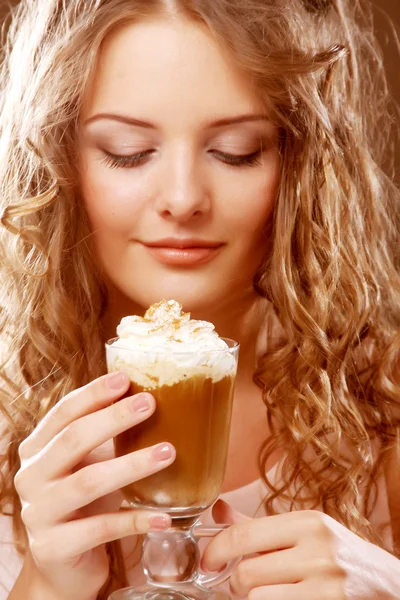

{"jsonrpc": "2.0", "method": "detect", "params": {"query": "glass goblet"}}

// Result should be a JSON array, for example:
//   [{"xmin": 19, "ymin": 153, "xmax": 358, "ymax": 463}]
[{"xmin": 105, "ymin": 338, "xmax": 240, "ymax": 600}]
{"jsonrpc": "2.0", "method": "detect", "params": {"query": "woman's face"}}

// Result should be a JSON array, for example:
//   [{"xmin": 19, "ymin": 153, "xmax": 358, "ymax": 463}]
[{"xmin": 79, "ymin": 17, "xmax": 280, "ymax": 316}]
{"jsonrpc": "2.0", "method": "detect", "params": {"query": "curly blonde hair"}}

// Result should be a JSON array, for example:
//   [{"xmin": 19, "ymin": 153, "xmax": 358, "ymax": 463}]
[{"xmin": 1, "ymin": 0, "xmax": 399, "ymax": 596}]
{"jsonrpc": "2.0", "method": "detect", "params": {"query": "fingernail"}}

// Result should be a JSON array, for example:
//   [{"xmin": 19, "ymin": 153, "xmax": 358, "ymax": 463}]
[
  {"xmin": 201, "ymin": 562, "xmax": 223, "ymax": 574},
  {"xmin": 149, "ymin": 515, "xmax": 170, "ymax": 530},
  {"xmin": 107, "ymin": 372, "xmax": 129, "ymax": 390},
  {"xmin": 152, "ymin": 443, "xmax": 173, "ymax": 462},
  {"xmin": 132, "ymin": 394, "xmax": 152, "ymax": 413}
]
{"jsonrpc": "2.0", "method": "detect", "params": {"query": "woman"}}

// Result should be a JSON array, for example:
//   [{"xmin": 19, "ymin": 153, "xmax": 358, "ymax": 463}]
[{"xmin": 0, "ymin": 0, "xmax": 399, "ymax": 598}]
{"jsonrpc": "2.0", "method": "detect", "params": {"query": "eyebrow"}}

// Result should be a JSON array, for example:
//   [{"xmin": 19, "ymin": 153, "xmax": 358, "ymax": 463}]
[{"xmin": 83, "ymin": 113, "xmax": 270, "ymax": 129}]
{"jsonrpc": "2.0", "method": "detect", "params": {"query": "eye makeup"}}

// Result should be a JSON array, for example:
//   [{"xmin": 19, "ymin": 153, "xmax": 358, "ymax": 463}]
[{"xmin": 100, "ymin": 147, "xmax": 265, "ymax": 170}]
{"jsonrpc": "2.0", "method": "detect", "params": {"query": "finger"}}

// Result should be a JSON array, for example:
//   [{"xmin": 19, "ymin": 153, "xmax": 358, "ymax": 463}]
[
  {"xmin": 30, "ymin": 509, "xmax": 172, "ymax": 567},
  {"xmin": 230, "ymin": 549, "xmax": 301, "ymax": 596},
  {"xmin": 249, "ymin": 583, "xmax": 305, "ymax": 600},
  {"xmin": 249, "ymin": 580, "xmax": 341, "ymax": 600},
  {"xmin": 25, "ymin": 442, "xmax": 176, "ymax": 528},
  {"xmin": 19, "ymin": 372, "xmax": 131, "ymax": 459},
  {"xmin": 24, "ymin": 390, "xmax": 156, "ymax": 484},
  {"xmin": 212, "ymin": 499, "xmax": 252, "ymax": 524},
  {"xmin": 202, "ymin": 513, "xmax": 306, "ymax": 572}
]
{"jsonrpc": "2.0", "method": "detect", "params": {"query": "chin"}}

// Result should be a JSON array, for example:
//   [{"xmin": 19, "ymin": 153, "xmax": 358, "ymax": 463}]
[
  {"xmin": 123, "ymin": 280, "xmax": 234, "ymax": 318},
  {"xmin": 152, "ymin": 291, "xmax": 224, "ymax": 315}
]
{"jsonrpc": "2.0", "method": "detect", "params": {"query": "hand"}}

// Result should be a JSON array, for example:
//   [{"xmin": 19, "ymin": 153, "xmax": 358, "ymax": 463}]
[
  {"xmin": 202, "ymin": 500, "xmax": 400, "ymax": 599},
  {"xmin": 14, "ymin": 372, "xmax": 176, "ymax": 600}
]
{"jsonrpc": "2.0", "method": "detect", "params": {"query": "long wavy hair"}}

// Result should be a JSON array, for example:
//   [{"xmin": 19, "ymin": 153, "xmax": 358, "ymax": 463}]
[{"xmin": 1, "ymin": 0, "xmax": 399, "ymax": 596}]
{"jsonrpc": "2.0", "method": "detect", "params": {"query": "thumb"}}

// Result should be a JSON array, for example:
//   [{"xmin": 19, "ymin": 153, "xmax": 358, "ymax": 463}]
[{"xmin": 212, "ymin": 499, "xmax": 251, "ymax": 525}]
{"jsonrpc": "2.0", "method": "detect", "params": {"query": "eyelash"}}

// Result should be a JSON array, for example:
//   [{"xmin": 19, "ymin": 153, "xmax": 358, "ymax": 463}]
[{"xmin": 101, "ymin": 149, "xmax": 263, "ymax": 170}]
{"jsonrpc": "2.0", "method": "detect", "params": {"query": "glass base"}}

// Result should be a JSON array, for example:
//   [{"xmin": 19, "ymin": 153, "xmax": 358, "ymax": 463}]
[
  {"xmin": 108, "ymin": 583, "xmax": 231, "ymax": 600},
  {"xmin": 126, "ymin": 500, "xmax": 211, "ymax": 523}
]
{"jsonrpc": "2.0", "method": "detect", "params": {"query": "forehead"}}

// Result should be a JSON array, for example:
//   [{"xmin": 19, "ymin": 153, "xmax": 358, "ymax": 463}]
[{"xmin": 82, "ymin": 17, "xmax": 265, "ymax": 128}]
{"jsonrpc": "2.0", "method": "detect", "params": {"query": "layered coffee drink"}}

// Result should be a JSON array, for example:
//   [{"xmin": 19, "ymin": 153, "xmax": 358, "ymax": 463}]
[{"xmin": 106, "ymin": 300, "xmax": 238, "ymax": 514}]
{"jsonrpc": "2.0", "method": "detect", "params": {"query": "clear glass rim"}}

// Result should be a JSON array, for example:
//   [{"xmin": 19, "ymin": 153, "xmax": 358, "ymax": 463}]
[{"xmin": 105, "ymin": 336, "xmax": 239, "ymax": 356}]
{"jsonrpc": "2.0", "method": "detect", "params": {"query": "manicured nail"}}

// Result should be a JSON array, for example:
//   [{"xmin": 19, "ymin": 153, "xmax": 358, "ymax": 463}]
[
  {"xmin": 107, "ymin": 372, "xmax": 129, "ymax": 390},
  {"xmin": 132, "ymin": 394, "xmax": 152, "ymax": 413},
  {"xmin": 149, "ymin": 515, "xmax": 170, "ymax": 530},
  {"xmin": 152, "ymin": 443, "xmax": 173, "ymax": 462},
  {"xmin": 201, "ymin": 561, "xmax": 222, "ymax": 574},
  {"xmin": 201, "ymin": 563, "xmax": 211, "ymax": 573}
]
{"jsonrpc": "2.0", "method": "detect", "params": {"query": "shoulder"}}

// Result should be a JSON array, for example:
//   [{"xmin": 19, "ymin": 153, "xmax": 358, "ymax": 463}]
[
  {"xmin": 383, "ymin": 356, "xmax": 400, "ymax": 553},
  {"xmin": 0, "ymin": 512, "xmax": 24, "ymax": 599},
  {"xmin": 383, "ymin": 441, "xmax": 400, "ymax": 554}
]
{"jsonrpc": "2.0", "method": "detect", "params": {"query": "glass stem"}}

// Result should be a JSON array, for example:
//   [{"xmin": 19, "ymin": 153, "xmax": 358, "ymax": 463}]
[{"xmin": 143, "ymin": 529, "xmax": 200, "ymax": 585}]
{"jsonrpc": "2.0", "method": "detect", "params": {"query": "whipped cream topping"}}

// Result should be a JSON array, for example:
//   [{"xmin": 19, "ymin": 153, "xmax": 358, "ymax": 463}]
[{"xmin": 106, "ymin": 300, "xmax": 237, "ymax": 388}]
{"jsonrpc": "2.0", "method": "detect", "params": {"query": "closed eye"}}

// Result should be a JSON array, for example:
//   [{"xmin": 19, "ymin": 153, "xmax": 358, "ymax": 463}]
[
  {"xmin": 101, "ymin": 148, "xmax": 263, "ymax": 170},
  {"xmin": 209, "ymin": 149, "xmax": 262, "ymax": 167},
  {"xmin": 101, "ymin": 150, "xmax": 155, "ymax": 169}
]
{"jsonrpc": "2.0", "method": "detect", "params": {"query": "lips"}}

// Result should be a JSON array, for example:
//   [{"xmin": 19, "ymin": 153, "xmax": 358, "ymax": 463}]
[
  {"xmin": 144, "ymin": 238, "xmax": 223, "ymax": 249},
  {"xmin": 141, "ymin": 239, "xmax": 224, "ymax": 266}
]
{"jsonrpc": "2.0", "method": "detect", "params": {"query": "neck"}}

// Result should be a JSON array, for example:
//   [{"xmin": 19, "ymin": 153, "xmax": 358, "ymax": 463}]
[{"xmin": 190, "ymin": 293, "xmax": 268, "ymax": 374}]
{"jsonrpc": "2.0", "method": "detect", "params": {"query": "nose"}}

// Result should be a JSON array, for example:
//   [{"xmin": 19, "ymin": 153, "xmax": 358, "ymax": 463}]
[{"xmin": 155, "ymin": 148, "xmax": 210, "ymax": 222}]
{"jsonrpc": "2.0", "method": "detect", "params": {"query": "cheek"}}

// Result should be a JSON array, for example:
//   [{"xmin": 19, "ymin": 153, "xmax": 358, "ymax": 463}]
[
  {"xmin": 222, "ymin": 158, "xmax": 280, "ymax": 241},
  {"xmin": 79, "ymin": 157, "xmax": 147, "ymax": 237}
]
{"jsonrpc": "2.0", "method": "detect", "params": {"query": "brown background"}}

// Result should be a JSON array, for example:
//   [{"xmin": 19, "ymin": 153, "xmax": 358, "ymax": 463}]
[
  {"xmin": 372, "ymin": 0, "xmax": 400, "ymax": 179},
  {"xmin": 0, "ymin": 0, "xmax": 399, "ymax": 172}
]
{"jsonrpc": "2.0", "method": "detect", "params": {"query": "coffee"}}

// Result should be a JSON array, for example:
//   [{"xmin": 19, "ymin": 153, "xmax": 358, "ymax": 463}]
[
  {"xmin": 106, "ymin": 299, "xmax": 239, "ymax": 516},
  {"xmin": 115, "ymin": 373, "xmax": 235, "ymax": 511}
]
